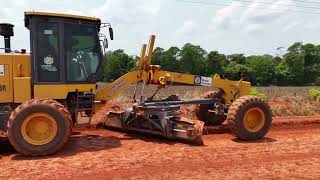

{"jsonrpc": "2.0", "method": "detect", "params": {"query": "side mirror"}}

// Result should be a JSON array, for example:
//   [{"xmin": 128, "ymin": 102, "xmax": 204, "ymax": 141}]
[{"xmin": 109, "ymin": 27, "xmax": 114, "ymax": 40}]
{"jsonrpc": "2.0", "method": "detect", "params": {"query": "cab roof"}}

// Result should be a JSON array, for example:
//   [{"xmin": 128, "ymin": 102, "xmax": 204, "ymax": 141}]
[{"xmin": 25, "ymin": 11, "xmax": 101, "ymax": 22}]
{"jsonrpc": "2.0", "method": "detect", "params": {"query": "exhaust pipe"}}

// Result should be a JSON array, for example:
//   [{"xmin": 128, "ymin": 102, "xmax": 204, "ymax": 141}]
[{"xmin": 0, "ymin": 23, "xmax": 14, "ymax": 53}]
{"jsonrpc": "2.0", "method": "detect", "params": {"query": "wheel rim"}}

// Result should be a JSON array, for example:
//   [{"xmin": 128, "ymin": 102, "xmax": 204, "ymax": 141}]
[
  {"xmin": 21, "ymin": 113, "xmax": 58, "ymax": 145},
  {"xmin": 243, "ymin": 108, "xmax": 265, "ymax": 132}
]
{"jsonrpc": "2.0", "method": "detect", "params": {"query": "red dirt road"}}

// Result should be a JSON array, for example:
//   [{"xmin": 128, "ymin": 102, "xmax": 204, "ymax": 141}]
[{"xmin": 1, "ymin": 116, "xmax": 320, "ymax": 180}]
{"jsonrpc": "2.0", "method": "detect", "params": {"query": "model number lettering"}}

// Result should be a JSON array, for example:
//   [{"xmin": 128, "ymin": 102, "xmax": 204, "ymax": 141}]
[
  {"xmin": 194, "ymin": 76, "xmax": 212, "ymax": 87},
  {"xmin": 0, "ymin": 85, "xmax": 6, "ymax": 92}
]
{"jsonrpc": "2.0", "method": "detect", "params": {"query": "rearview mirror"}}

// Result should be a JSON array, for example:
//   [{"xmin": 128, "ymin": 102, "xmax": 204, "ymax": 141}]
[{"xmin": 109, "ymin": 27, "xmax": 114, "ymax": 40}]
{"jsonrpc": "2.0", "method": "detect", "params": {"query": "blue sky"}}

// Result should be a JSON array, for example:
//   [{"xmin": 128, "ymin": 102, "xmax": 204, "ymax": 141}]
[{"xmin": 1, "ymin": 0, "xmax": 320, "ymax": 56}]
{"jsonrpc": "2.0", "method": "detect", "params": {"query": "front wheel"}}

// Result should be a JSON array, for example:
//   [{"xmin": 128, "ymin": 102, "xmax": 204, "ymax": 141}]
[
  {"xmin": 227, "ymin": 95, "xmax": 272, "ymax": 140},
  {"xmin": 7, "ymin": 99, "xmax": 72, "ymax": 156}
]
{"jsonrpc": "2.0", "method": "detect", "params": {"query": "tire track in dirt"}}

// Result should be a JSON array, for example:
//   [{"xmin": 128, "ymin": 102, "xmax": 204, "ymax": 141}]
[
  {"xmin": 72, "ymin": 120, "xmax": 320, "ymax": 179},
  {"xmin": 88, "ymin": 152, "xmax": 320, "ymax": 179}
]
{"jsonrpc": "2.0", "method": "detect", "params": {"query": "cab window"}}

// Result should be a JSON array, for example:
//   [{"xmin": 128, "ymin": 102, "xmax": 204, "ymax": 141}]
[
  {"xmin": 64, "ymin": 23, "xmax": 100, "ymax": 82},
  {"xmin": 37, "ymin": 22, "xmax": 60, "ymax": 82}
]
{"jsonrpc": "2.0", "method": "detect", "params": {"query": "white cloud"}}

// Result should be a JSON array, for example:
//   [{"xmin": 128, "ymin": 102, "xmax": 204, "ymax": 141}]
[
  {"xmin": 304, "ymin": 21, "xmax": 317, "ymax": 30},
  {"xmin": 245, "ymin": 23, "xmax": 262, "ymax": 33},
  {"xmin": 176, "ymin": 20, "xmax": 197, "ymax": 35},
  {"xmin": 0, "ymin": 0, "xmax": 168, "ymax": 52},
  {"xmin": 91, "ymin": 0, "xmax": 165, "ymax": 24},
  {"xmin": 241, "ymin": 0, "xmax": 292, "ymax": 24},
  {"xmin": 209, "ymin": 0, "xmax": 298, "ymax": 34},
  {"xmin": 0, "ymin": 0, "xmax": 319, "ymax": 56},
  {"xmin": 139, "ymin": 1, "xmax": 162, "ymax": 16},
  {"xmin": 210, "ymin": 1, "xmax": 242, "ymax": 31},
  {"xmin": 282, "ymin": 21, "xmax": 298, "ymax": 32}
]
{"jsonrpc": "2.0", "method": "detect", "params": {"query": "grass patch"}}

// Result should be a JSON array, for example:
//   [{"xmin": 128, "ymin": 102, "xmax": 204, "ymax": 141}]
[
  {"xmin": 250, "ymin": 88, "xmax": 268, "ymax": 100},
  {"xmin": 309, "ymin": 88, "xmax": 320, "ymax": 101},
  {"xmin": 106, "ymin": 85, "xmax": 320, "ymax": 117}
]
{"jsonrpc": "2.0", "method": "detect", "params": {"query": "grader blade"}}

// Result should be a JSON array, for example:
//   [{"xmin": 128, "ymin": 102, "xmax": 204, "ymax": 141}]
[{"xmin": 102, "ymin": 103, "xmax": 205, "ymax": 145}]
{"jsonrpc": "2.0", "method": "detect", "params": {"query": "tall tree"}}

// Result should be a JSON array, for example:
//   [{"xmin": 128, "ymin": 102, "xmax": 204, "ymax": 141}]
[
  {"xmin": 205, "ymin": 51, "xmax": 227, "ymax": 76},
  {"xmin": 223, "ymin": 62, "xmax": 251, "ymax": 80},
  {"xmin": 151, "ymin": 47, "xmax": 164, "ymax": 65},
  {"xmin": 246, "ymin": 55, "xmax": 278, "ymax": 85},
  {"xmin": 98, "ymin": 41, "xmax": 320, "ymax": 86},
  {"xmin": 303, "ymin": 43, "xmax": 320, "ymax": 83},
  {"xmin": 158, "ymin": 47, "xmax": 180, "ymax": 72},
  {"xmin": 101, "ymin": 49, "xmax": 135, "ymax": 82},
  {"xmin": 228, "ymin": 54, "xmax": 246, "ymax": 64},
  {"xmin": 281, "ymin": 50, "xmax": 305, "ymax": 85},
  {"xmin": 179, "ymin": 43, "xmax": 207, "ymax": 75}
]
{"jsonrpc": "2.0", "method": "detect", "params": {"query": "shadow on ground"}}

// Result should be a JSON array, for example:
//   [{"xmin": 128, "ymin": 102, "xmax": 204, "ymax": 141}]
[
  {"xmin": 1, "ymin": 123, "xmax": 273, "ymax": 160},
  {"xmin": 231, "ymin": 137, "xmax": 277, "ymax": 144},
  {"xmin": 0, "ymin": 140, "xmax": 16, "ymax": 156},
  {"xmin": 202, "ymin": 124, "xmax": 230, "ymax": 135},
  {"xmin": 102, "ymin": 127, "xmax": 185, "ymax": 146},
  {"xmin": 6, "ymin": 133, "xmax": 122, "ymax": 161}
]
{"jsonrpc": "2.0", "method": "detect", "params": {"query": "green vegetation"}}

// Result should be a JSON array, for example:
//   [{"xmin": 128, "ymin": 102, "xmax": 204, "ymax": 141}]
[
  {"xmin": 309, "ymin": 88, "xmax": 320, "ymax": 100},
  {"xmin": 250, "ymin": 88, "xmax": 268, "ymax": 100},
  {"xmin": 100, "ymin": 49, "xmax": 136, "ymax": 82},
  {"xmin": 100, "ymin": 42, "xmax": 320, "ymax": 86}
]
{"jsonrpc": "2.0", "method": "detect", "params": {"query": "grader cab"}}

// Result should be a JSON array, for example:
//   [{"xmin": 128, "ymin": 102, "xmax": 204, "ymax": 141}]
[{"xmin": 0, "ymin": 12, "xmax": 272, "ymax": 156}]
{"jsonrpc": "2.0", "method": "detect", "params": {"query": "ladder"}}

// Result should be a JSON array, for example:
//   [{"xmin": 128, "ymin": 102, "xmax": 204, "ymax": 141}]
[{"xmin": 75, "ymin": 91, "xmax": 94, "ymax": 125}]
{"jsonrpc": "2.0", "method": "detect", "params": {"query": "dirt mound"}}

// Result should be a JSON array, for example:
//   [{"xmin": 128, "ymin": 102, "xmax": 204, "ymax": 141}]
[{"xmin": 90, "ymin": 103, "xmax": 130, "ymax": 125}]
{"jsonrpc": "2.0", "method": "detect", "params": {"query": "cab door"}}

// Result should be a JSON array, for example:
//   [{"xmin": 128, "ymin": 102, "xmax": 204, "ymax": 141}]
[
  {"xmin": 29, "ymin": 17, "xmax": 61, "ymax": 84},
  {"xmin": 35, "ymin": 22, "xmax": 60, "ymax": 82}
]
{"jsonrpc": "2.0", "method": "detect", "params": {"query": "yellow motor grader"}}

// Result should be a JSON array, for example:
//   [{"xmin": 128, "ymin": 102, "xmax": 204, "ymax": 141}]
[{"xmin": 0, "ymin": 12, "xmax": 272, "ymax": 156}]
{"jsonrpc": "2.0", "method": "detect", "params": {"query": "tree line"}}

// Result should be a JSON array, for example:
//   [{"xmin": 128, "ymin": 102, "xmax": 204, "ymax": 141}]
[{"xmin": 100, "ymin": 42, "xmax": 320, "ymax": 86}]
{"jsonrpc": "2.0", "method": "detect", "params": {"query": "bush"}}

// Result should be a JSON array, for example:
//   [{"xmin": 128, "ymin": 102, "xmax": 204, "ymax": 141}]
[
  {"xmin": 315, "ymin": 77, "xmax": 320, "ymax": 86},
  {"xmin": 309, "ymin": 88, "xmax": 320, "ymax": 100},
  {"xmin": 250, "ymin": 88, "xmax": 268, "ymax": 100}
]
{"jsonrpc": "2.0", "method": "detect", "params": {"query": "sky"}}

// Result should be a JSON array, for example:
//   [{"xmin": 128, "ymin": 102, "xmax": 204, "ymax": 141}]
[{"xmin": 1, "ymin": 0, "xmax": 320, "ymax": 56}]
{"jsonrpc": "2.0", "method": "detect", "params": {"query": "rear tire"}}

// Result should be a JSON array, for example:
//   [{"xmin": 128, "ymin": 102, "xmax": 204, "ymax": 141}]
[
  {"xmin": 7, "ymin": 99, "xmax": 72, "ymax": 156},
  {"xmin": 195, "ymin": 90, "xmax": 226, "ymax": 126},
  {"xmin": 227, "ymin": 95, "xmax": 272, "ymax": 140}
]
